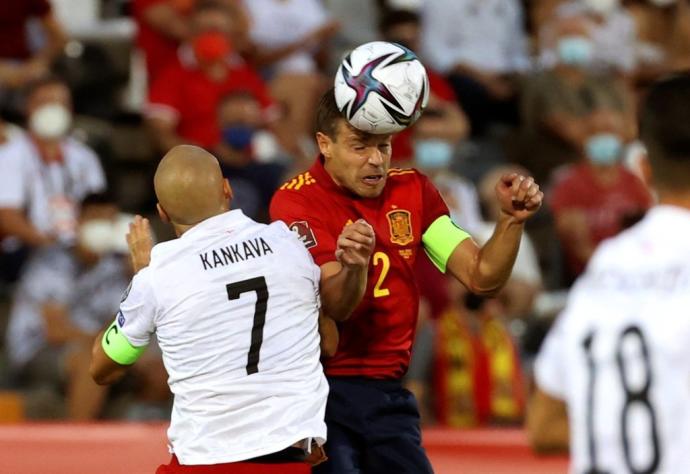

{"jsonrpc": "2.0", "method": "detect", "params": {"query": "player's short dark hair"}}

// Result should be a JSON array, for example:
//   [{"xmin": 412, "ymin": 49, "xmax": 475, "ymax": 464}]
[
  {"xmin": 314, "ymin": 88, "xmax": 376, "ymax": 143},
  {"xmin": 640, "ymin": 72, "xmax": 690, "ymax": 190},
  {"xmin": 314, "ymin": 88, "xmax": 346, "ymax": 140},
  {"xmin": 379, "ymin": 9, "xmax": 420, "ymax": 35}
]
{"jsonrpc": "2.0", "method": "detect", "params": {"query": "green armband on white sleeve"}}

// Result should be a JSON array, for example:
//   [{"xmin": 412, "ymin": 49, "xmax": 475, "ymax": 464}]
[
  {"xmin": 422, "ymin": 215, "xmax": 471, "ymax": 273},
  {"xmin": 101, "ymin": 320, "xmax": 146, "ymax": 365}
]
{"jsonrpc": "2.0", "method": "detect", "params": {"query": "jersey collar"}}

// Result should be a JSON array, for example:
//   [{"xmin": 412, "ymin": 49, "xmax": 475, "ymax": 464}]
[{"xmin": 180, "ymin": 209, "xmax": 248, "ymax": 241}]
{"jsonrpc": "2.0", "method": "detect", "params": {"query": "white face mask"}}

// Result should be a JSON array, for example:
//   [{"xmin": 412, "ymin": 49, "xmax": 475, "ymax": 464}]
[
  {"xmin": 584, "ymin": 0, "xmax": 620, "ymax": 16},
  {"xmin": 29, "ymin": 103, "xmax": 72, "ymax": 139},
  {"xmin": 78, "ymin": 213, "xmax": 138, "ymax": 255}
]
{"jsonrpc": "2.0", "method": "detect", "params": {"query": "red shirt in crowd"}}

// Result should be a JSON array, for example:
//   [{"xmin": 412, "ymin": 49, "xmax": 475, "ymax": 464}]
[
  {"xmin": 147, "ymin": 52, "xmax": 275, "ymax": 149},
  {"xmin": 133, "ymin": 0, "xmax": 189, "ymax": 84},
  {"xmin": 391, "ymin": 69, "xmax": 458, "ymax": 162},
  {"xmin": 270, "ymin": 157, "xmax": 449, "ymax": 379},
  {"xmin": 0, "ymin": 0, "xmax": 51, "ymax": 60},
  {"xmin": 550, "ymin": 162, "xmax": 652, "ymax": 277}
]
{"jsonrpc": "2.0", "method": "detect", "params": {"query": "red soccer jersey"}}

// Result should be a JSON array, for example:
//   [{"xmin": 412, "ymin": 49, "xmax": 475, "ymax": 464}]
[{"xmin": 269, "ymin": 157, "xmax": 449, "ymax": 379}]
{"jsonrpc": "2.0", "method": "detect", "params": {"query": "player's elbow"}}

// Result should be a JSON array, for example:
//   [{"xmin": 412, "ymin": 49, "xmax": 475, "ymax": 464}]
[{"xmin": 89, "ymin": 362, "xmax": 110, "ymax": 386}]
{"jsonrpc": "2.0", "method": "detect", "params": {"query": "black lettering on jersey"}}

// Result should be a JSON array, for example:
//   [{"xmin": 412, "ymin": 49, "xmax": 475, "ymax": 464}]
[
  {"xmin": 260, "ymin": 238, "xmax": 273, "ymax": 254},
  {"xmin": 200, "ymin": 238, "xmax": 274, "ymax": 270},
  {"xmin": 243, "ymin": 241, "xmax": 255, "ymax": 260},
  {"xmin": 200, "ymin": 253, "xmax": 212, "ymax": 270},
  {"xmin": 221, "ymin": 246, "xmax": 234, "ymax": 264},
  {"xmin": 212, "ymin": 250, "xmax": 223, "ymax": 267}
]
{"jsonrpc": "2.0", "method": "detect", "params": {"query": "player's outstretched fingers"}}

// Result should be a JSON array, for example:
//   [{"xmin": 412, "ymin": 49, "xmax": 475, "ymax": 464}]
[{"xmin": 514, "ymin": 176, "xmax": 534, "ymax": 203}]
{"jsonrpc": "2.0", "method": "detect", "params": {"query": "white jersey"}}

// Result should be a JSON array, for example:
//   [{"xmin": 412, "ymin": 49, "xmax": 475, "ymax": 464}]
[
  {"xmin": 535, "ymin": 206, "xmax": 690, "ymax": 474},
  {"xmin": 117, "ymin": 210, "xmax": 328, "ymax": 465}
]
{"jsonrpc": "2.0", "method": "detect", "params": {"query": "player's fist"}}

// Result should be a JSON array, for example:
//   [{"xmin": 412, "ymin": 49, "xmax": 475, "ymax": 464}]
[
  {"xmin": 126, "ymin": 215, "xmax": 154, "ymax": 273},
  {"xmin": 495, "ymin": 173, "xmax": 543, "ymax": 222},
  {"xmin": 335, "ymin": 219, "xmax": 375, "ymax": 268}
]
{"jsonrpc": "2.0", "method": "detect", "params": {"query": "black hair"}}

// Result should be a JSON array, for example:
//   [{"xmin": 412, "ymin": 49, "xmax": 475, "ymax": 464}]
[
  {"xmin": 314, "ymin": 88, "xmax": 346, "ymax": 140},
  {"xmin": 81, "ymin": 191, "xmax": 116, "ymax": 208},
  {"xmin": 378, "ymin": 9, "xmax": 420, "ymax": 35},
  {"xmin": 640, "ymin": 72, "xmax": 690, "ymax": 189},
  {"xmin": 23, "ymin": 75, "xmax": 68, "ymax": 100}
]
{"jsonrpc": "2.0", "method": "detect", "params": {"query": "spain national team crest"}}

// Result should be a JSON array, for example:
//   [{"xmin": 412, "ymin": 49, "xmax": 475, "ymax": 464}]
[{"xmin": 386, "ymin": 209, "xmax": 413, "ymax": 246}]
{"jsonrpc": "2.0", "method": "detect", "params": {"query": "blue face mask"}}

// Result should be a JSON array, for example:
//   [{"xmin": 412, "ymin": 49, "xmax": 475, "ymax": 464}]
[
  {"xmin": 585, "ymin": 133, "xmax": 622, "ymax": 165},
  {"xmin": 557, "ymin": 36, "xmax": 593, "ymax": 66},
  {"xmin": 414, "ymin": 139, "xmax": 454, "ymax": 170},
  {"xmin": 222, "ymin": 125, "xmax": 255, "ymax": 151}
]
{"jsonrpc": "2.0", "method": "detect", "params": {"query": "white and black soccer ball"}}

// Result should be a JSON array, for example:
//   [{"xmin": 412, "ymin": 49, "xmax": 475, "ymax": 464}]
[{"xmin": 334, "ymin": 41, "xmax": 429, "ymax": 134}]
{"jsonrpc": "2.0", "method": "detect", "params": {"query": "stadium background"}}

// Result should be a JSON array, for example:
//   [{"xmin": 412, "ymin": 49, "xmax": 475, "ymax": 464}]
[{"xmin": 0, "ymin": 0, "xmax": 684, "ymax": 471}]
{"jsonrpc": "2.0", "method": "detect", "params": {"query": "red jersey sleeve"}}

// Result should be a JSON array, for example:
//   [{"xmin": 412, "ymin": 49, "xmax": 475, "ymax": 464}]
[
  {"xmin": 420, "ymin": 173, "xmax": 450, "ymax": 231},
  {"xmin": 269, "ymin": 190, "xmax": 337, "ymax": 267}
]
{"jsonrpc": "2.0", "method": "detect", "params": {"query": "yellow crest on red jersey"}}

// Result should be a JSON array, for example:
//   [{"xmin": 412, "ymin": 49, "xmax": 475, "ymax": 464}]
[{"xmin": 386, "ymin": 210, "xmax": 413, "ymax": 246}]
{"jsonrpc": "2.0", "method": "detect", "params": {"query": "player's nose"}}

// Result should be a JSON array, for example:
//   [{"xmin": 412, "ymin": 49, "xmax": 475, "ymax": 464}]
[{"xmin": 367, "ymin": 148, "xmax": 385, "ymax": 167}]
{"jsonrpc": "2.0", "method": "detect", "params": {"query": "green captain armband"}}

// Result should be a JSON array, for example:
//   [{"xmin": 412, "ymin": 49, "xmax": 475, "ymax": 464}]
[
  {"xmin": 422, "ymin": 215, "xmax": 471, "ymax": 273},
  {"xmin": 101, "ymin": 320, "xmax": 146, "ymax": 365}
]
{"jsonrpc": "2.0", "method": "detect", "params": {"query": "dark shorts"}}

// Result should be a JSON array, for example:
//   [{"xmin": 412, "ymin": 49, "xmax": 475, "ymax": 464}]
[{"xmin": 314, "ymin": 377, "xmax": 434, "ymax": 474}]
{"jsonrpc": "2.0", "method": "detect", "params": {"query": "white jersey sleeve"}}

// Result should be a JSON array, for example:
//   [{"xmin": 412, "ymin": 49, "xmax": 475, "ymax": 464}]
[
  {"xmin": 117, "ymin": 268, "xmax": 156, "ymax": 347},
  {"xmin": 0, "ymin": 141, "xmax": 27, "ymax": 208},
  {"xmin": 534, "ymin": 314, "xmax": 568, "ymax": 400}
]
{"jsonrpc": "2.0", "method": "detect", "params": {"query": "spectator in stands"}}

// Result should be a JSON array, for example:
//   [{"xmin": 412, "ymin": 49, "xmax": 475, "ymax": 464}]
[
  {"xmin": 241, "ymin": 0, "xmax": 339, "ymax": 160},
  {"xmin": 0, "ymin": 76, "xmax": 106, "ymax": 283},
  {"xmin": 549, "ymin": 108, "xmax": 652, "ymax": 283},
  {"xmin": 146, "ymin": 0, "xmax": 278, "ymax": 154},
  {"xmin": 132, "ymin": 0, "xmax": 194, "ymax": 86},
  {"xmin": 557, "ymin": 0, "xmax": 638, "ymax": 75},
  {"xmin": 0, "ymin": 1, "xmax": 67, "ymax": 95},
  {"xmin": 627, "ymin": 0, "xmax": 690, "ymax": 80},
  {"xmin": 215, "ymin": 91, "xmax": 287, "ymax": 221},
  {"xmin": 5, "ymin": 194, "xmax": 135, "ymax": 419},
  {"xmin": 519, "ymin": 14, "xmax": 635, "ymax": 184},
  {"xmin": 379, "ymin": 9, "xmax": 469, "ymax": 162},
  {"xmin": 421, "ymin": 0, "xmax": 530, "ymax": 137}
]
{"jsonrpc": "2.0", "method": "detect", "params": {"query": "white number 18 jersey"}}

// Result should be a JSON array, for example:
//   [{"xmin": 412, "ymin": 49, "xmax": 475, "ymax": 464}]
[
  {"xmin": 116, "ymin": 210, "xmax": 328, "ymax": 465},
  {"xmin": 535, "ymin": 206, "xmax": 690, "ymax": 474}
]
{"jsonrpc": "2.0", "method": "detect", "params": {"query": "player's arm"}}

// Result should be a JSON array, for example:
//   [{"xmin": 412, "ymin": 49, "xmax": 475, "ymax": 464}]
[
  {"xmin": 90, "ymin": 320, "xmax": 147, "ymax": 385},
  {"xmin": 319, "ymin": 219, "xmax": 375, "ymax": 322},
  {"xmin": 318, "ymin": 312, "xmax": 338, "ymax": 357},
  {"xmin": 526, "ymin": 387, "xmax": 569, "ymax": 453},
  {"xmin": 426, "ymin": 173, "xmax": 543, "ymax": 295}
]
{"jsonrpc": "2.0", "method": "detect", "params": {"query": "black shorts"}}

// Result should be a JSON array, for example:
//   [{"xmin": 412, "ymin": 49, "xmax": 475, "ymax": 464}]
[{"xmin": 313, "ymin": 376, "xmax": 434, "ymax": 474}]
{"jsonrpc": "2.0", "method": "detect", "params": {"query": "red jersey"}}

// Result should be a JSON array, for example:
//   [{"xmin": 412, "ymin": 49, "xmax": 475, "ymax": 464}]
[
  {"xmin": 269, "ymin": 158, "xmax": 449, "ymax": 379},
  {"xmin": 147, "ymin": 54, "xmax": 275, "ymax": 148},
  {"xmin": 550, "ymin": 162, "xmax": 652, "ymax": 276}
]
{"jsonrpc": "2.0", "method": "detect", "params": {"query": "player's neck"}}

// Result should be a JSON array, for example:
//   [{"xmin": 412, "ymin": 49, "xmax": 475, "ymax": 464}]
[{"xmin": 656, "ymin": 189, "xmax": 690, "ymax": 211}]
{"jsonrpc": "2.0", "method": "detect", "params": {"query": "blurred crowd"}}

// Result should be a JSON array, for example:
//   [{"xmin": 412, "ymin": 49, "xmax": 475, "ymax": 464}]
[{"xmin": 0, "ymin": 0, "xmax": 684, "ymax": 425}]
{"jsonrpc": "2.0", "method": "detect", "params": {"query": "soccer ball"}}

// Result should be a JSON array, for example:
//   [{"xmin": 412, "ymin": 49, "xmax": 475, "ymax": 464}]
[{"xmin": 334, "ymin": 41, "xmax": 429, "ymax": 134}]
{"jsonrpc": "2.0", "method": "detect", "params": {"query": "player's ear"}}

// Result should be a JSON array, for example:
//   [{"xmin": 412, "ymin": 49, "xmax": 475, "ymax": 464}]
[
  {"xmin": 316, "ymin": 132, "xmax": 333, "ymax": 159},
  {"xmin": 157, "ymin": 203, "xmax": 170, "ymax": 223},
  {"xmin": 223, "ymin": 178, "xmax": 233, "ymax": 202}
]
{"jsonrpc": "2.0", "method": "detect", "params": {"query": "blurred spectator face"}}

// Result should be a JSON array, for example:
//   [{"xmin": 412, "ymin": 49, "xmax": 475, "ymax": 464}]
[
  {"xmin": 382, "ymin": 18, "xmax": 420, "ymax": 53},
  {"xmin": 554, "ymin": 17, "xmax": 594, "ymax": 68},
  {"xmin": 26, "ymin": 80, "xmax": 72, "ymax": 141},
  {"xmin": 584, "ymin": 109, "xmax": 625, "ymax": 167},
  {"xmin": 413, "ymin": 137, "xmax": 454, "ymax": 172},
  {"xmin": 75, "ymin": 200, "xmax": 119, "ymax": 266},
  {"xmin": 191, "ymin": 5, "xmax": 233, "ymax": 66},
  {"xmin": 218, "ymin": 93, "xmax": 263, "ymax": 152}
]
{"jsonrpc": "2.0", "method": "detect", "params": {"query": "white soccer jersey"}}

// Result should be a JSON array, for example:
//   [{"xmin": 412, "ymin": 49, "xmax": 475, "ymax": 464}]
[
  {"xmin": 116, "ymin": 210, "xmax": 328, "ymax": 465},
  {"xmin": 535, "ymin": 206, "xmax": 690, "ymax": 474}
]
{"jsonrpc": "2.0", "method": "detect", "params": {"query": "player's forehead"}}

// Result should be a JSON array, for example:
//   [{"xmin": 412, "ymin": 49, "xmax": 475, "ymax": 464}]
[{"xmin": 336, "ymin": 120, "xmax": 392, "ymax": 145}]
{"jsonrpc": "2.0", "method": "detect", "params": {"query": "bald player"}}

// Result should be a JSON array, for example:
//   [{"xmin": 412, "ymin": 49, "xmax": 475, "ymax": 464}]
[{"xmin": 90, "ymin": 145, "xmax": 331, "ymax": 473}]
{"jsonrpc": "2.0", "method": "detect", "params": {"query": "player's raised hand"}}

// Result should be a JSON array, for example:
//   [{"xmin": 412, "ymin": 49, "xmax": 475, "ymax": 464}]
[
  {"xmin": 335, "ymin": 219, "xmax": 375, "ymax": 268},
  {"xmin": 127, "ymin": 215, "xmax": 154, "ymax": 273},
  {"xmin": 495, "ymin": 173, "xmax": 543, "ymax": 222}
]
